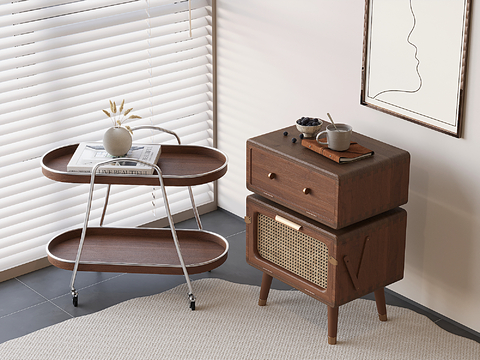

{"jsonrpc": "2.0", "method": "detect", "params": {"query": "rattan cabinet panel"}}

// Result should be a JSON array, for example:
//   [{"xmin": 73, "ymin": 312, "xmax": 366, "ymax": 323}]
[{"xmin": 257, "ymin": 212, "xmax": 329, "ymax": 290}]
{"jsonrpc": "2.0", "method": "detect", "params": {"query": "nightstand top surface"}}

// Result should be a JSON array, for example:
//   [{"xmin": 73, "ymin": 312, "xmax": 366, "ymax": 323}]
[{"xmin": 247, "ymin": 125, "xmax": 409, "ymax": 180}]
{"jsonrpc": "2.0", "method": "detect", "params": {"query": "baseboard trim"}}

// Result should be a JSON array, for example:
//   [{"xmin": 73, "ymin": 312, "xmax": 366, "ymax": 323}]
[
  {"xmin": 385, "ymin": 288, "xmax": 480, "ymax": 340},
  {"xmin": 140, "ymin": 202, "xmax": 217, "ymax": 228},
  {"xmin": 0, "ymin": 257, "xmax": 51, "ymax": 283}
]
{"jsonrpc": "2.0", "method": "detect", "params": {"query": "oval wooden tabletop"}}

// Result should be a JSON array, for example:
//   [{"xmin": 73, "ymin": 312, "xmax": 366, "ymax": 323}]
[
  {"xmin": 41, "ymin": 144, "xmax": 228, "ymax": 186},
  {"xmin": 47, "ymin": 227, "xmax": 229, "ymax": 275}
]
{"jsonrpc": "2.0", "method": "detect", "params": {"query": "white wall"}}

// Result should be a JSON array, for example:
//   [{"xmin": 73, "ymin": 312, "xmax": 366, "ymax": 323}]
[{"xmin": 216, "ymin": 0, "xmax": 480, "ymax": 333}]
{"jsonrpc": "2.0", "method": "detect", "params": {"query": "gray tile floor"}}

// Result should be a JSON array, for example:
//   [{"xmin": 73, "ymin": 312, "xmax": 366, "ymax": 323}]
[{"xmin": 1, "ymin": 209, "xmax": 479, "ymax": 345}]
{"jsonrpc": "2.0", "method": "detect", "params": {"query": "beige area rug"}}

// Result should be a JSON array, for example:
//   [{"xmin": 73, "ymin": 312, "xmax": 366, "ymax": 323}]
[{"xmin": 0, "ymin": 278, "xmax": 478, "ymax": 359}]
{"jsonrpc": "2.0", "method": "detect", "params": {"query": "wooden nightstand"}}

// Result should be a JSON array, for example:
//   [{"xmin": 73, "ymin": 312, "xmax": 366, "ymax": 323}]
[{"xmin": 245, "ymin": 125, "xmax": 410, "ymax": 344}]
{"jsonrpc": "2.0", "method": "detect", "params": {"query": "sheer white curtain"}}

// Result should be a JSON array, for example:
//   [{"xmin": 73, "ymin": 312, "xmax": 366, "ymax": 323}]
[{"xmin": 0, "ymin": 0, "xmax": 215, "ymax": 273}]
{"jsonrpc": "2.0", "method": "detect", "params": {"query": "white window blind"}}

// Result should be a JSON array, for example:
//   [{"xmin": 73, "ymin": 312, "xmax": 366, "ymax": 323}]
[{"xmin": 0, "ymin": 0, "xmax": 215, "ymax": 273}]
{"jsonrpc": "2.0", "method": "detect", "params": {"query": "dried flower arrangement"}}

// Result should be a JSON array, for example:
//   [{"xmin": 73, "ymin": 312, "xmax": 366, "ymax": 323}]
[{"xmin": 102, "ymin": 100, "xmax": 141, "ymax": 133}]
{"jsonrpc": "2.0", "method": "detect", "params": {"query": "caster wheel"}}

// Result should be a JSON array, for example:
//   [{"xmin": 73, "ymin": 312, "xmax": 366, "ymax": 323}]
[
  {"xmin": 188, "ymin": 293, "xmax": 195, "ymax": 310},
  {"xmin": 73, "ymin": 294, "xmax": 78, "ymax": 307}
]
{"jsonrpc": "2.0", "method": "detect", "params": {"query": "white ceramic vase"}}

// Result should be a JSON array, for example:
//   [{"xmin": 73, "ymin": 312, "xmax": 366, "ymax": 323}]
[{"xmin": 103, "ymin": 126, "xmax": 132, "ymax": 156}]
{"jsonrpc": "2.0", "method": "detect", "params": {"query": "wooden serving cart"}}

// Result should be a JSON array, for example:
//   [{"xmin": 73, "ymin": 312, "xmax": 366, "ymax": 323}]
[{"xmin": 41, "ymin": 126, "xmax": 229, "ymax": 310}]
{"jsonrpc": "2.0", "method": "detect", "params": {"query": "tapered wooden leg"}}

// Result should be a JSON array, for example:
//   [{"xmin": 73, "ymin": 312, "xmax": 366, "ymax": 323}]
[
  {"xmin": 374, "ymin": 287, "xmax": 388, "ymax": 321},
  {"xmin": 258, "ymin": 273, "xmax": 273, "ymax": 306},
  {"xmin": 328, "ymin": 306, "xmax": 339, "ymax": 345}
]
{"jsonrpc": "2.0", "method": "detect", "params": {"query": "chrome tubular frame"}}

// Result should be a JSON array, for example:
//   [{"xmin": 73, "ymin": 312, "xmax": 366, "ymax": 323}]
[{"xmin": 70, "ymin": 127, "xmax": 204, "ymax": 304}]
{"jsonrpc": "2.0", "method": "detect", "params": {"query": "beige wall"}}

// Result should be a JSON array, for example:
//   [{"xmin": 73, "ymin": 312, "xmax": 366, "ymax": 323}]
[{"xmin": 215, "ymin": 0, "xmax": 480, "ymax": 333}]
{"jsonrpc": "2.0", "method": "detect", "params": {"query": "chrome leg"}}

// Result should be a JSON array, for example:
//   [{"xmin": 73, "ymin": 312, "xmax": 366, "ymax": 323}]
[
  {"xmin": 99, "ymin": 184, "xmax": 111, "ymax": 227},
  {"xmin": 155, "ymin": 165, "xmax": 195, "ymax": 308},
  {"xmin": 69, "ymin": 166, "xmax": 99, "ymax": 305},
  {"xmin": 188, "ymin": 186, "xmax": 203, "ymax": 230}
]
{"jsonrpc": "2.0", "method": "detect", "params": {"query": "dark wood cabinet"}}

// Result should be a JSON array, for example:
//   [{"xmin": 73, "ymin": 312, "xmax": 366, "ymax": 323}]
[{"xmin": 245, "ymin": 125, "xmax": 410, "ymax": 344}]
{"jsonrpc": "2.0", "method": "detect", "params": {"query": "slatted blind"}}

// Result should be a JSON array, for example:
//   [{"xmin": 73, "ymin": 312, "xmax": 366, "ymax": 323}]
[{"xmin": 0, "ymin": 0, "xmax": 215, "ymax": 273}]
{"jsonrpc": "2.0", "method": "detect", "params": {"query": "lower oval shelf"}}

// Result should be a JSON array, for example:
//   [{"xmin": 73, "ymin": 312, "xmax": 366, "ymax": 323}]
[{"xmin": 47, "ymin": 227, "xmax": 229, "ymax": 275}]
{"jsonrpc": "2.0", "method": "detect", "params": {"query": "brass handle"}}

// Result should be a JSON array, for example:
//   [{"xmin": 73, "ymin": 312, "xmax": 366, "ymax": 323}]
[
  {"xmin": 267, "ymin": 172, "xmax": 276, "ymax": 179},
  {"xmin": 303, "ymin": 187, "xmax": 311, "ymax": 195},
  {"xmin": 275, "ymin": 215, "xmax": 302, "ymax": 231},
  {"xmin": 329, "ymin": 257, "xmax": 338, "ymax": 266}
]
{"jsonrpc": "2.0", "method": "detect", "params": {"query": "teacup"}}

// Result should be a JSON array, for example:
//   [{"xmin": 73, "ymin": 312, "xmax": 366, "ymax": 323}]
[{"xmin": 316, "ymin": 124, "xmax": 352, "ymax": 152}]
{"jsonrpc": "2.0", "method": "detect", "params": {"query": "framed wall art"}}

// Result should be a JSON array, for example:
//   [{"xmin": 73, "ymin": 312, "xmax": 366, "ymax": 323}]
[{"xmin": 361, "ymin": 0, "xmax": 471, "ymax": 137}]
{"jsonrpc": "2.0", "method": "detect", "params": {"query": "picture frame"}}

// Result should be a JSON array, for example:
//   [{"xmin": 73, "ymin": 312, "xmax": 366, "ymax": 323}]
[{"xmin": 361, "ymin": 0, "xmax": 471, "ymax": 137}]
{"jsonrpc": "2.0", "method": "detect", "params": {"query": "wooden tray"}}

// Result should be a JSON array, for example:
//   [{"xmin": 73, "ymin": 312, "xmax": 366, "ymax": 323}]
[
  {"xmin": 47, "ymin": 227, "xmax": 229, "ymax": 275},
  {"xmin": 41, "ymin": 144, "xmax": 228, "ymax": 186}
]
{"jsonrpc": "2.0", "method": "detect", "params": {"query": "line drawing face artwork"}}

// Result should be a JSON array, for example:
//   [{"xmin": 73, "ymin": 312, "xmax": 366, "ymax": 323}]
[
  {"xmin": 370, "ymin": 0, "xmax": 423, "ymax": 99},
  {"xmin": 361, "ymin": 0, "xmax": 471, "ymax": 137}
]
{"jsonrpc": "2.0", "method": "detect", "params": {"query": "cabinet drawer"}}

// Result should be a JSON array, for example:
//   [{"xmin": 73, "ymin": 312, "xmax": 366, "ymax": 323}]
[
  {"xmin": 247, "ymin": 125, "xmax": 410, "ymax": 229},
  {"xmin": 249, "ymin": 147, "xmax": 336, "ymax": 225}
]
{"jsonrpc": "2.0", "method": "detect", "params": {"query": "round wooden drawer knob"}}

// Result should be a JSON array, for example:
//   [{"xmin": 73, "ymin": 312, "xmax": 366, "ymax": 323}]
[
  {"xmin": 267, "ymin": 173, "xmax": 276, "ymax": 179},
  {"xmin": 303, "ymin": 187, "xmax": 311, "ymax": 195}
]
